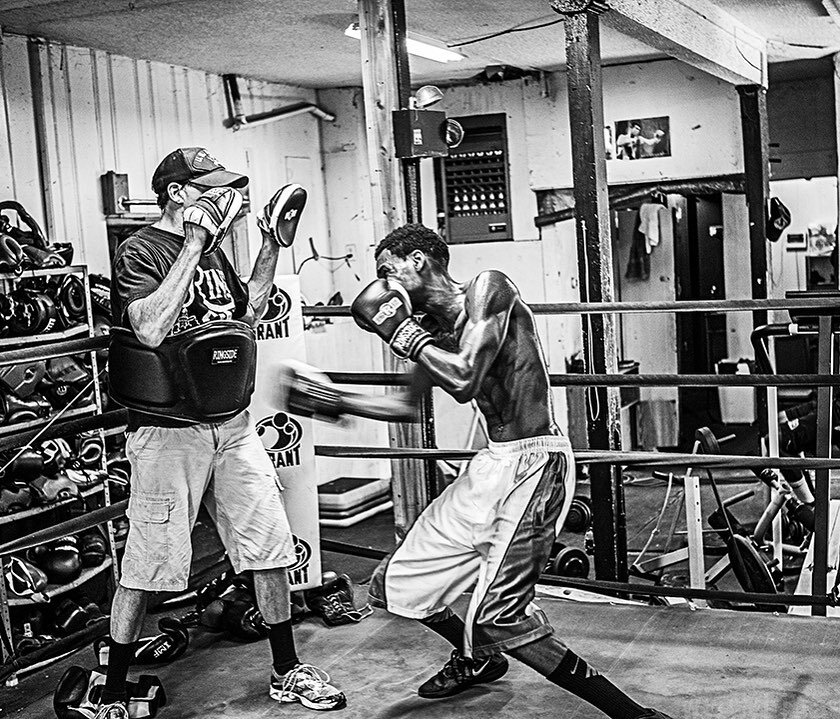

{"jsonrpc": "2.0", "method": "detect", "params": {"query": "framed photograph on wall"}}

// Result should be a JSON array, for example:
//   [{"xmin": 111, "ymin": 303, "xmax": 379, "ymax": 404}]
[{"xmin": 614, "ymin": 116, "xmax": 671, "ymax": 160}]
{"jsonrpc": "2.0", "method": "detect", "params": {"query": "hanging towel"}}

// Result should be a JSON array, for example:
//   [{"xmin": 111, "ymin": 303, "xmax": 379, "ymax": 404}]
[{"xmin": 638, "ymin": 202, "xmax": 661, "ymax": 253}]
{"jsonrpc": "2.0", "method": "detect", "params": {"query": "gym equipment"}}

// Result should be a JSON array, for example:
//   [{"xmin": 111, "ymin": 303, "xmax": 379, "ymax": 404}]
[
  {"xmin": 545, "ymin": 544, "xmax": 590, "ymax": 578},
  {"xmin": 563, "ymin": 495, "xmax": 592, "ymax": 533}
]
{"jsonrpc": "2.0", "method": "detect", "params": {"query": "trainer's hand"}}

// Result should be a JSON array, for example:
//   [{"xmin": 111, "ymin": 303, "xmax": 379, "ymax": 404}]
[
  {"xmin": 256, "ymin": 184, "xmax": 307, "ymax": 247},
  {"xmin": 273, "ymin": 360, "xmax": 346, "ymax": 422},
  {"xmin": 351, "ymin": 279, "xmax": 432, "ymax": 361},
  {"xmin": 183, "ymin": 187, "xmax": 243, "ymax": 254}
]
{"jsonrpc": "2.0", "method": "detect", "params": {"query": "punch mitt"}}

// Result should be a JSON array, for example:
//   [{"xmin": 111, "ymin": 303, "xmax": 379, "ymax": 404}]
[
  {"xmin": 183, "ymin": 186, "xmax": 243, "ymax": 255},
  {"xmin": 257, "ymin": 183, "xmax": 307, "ymax": 247}
]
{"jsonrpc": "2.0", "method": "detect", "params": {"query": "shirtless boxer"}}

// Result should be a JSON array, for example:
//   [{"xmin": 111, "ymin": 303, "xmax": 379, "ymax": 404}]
[{"xmin": 282, "ymin": 223, "xmax": 675, "ymax": 719}]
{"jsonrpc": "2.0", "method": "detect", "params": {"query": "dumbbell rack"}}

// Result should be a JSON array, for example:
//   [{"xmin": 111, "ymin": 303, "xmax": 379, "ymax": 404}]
[{"xmin": 0, "ymin": 265, "xmax": 118, "ymax": 684}]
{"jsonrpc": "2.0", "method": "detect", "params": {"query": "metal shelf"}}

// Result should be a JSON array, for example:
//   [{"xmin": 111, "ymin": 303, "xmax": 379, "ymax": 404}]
[
  {"xmin": 0, "ymin": 325, "xmax": 88, "ymax": 348},
  {"xmin": 0, "ymin": 404, "xmax": 98, "ymax": 440},
  {"xmin": 0, "ymin": 483, "xmax": 104, "ymax": 527},
  {"xmin": 0, "ymin": 265, "xmax": 86, "ymax": 281},
  {"xmin": 8, "ymin": 558, "xmax": 113, "ymax": 606}
]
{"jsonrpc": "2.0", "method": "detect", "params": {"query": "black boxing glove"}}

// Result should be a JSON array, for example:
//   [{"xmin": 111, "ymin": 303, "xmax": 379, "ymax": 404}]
[
  {"xmin": 42, "ymin": 537, "xmax": 82, "ymax": 585},
  {"xmin": 351, "ymin": 279, "xmax": 432, "ymax": 361},
  {"xmin": 78, "ymin": 528, "xmax": 107, "ymax": 567},
  {"xmin": 133, "ymin": 617, "xmax": 190, "ymax": 664},
  {"xmin": 274, "ymin": 360, "xmax": 347, "ymax": 422},
  {"xmin": 52, "ymin": 597, "xmax": 90, "ymax": 635}
]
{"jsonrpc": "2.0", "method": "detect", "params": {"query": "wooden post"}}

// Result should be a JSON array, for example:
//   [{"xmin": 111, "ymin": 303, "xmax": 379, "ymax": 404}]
[
  {"xmin": 812, "ymin": 315, "xmax": 833, "ymax": 616},
  {"xmin": 737, "ymin": 86, "xmax": 770, "ymax": 444},
  {"xmin": 555, "ymin": 2, "xmax": 626, "ymax": 581},
  {"xmin": 358, "ymin": 0, "xmax": 432, "ymax": 531}
]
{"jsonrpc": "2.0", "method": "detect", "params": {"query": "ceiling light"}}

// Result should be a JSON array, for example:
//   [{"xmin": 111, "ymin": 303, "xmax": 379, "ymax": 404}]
[{"xmin": 344, "ymin": 23, "xmax": 465, "ymax": 63}]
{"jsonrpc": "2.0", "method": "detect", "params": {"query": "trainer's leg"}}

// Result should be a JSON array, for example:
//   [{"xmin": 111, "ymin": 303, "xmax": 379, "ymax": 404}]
[
  {"xmin": 253, "ymin": 567, "xmax": 300, "ymax": 675},
  {"xmin": 509, "ymin": 636, "xmax": 653, "ymax": 719},
  {"xmin": 99, "ymin": 586, "xmax": 147, "ymax": 705}
]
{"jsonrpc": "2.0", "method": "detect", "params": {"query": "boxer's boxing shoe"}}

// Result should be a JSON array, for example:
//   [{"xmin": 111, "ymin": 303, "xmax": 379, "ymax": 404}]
[
  {"xmin": 418, "ymin": 649, "xmax": 509, "ymax": 699},
  {"xmin": 270, "ymin": 663, "xmax": 346, "ymax": 711}
]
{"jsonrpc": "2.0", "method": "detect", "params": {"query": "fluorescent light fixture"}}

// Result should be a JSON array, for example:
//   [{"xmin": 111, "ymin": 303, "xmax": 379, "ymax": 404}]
[{"xmin": 345, "ymin": 23, "xmax": 465, "ymax": 63}]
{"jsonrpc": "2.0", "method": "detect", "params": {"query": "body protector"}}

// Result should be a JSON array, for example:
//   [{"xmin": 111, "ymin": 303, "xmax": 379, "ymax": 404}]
[{"xmin": 108, "ymin": 320, "xmax": 256, "ymax": 422}]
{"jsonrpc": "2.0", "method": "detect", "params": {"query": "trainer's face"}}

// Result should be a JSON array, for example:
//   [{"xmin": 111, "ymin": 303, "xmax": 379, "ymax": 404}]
[
  {"xmin": 168, "ymin": 181, "xmax": 204, "ymax": 209},
  {"xmin": 376, "ymin": 249, "xmax": 423, "ymax": 301}
]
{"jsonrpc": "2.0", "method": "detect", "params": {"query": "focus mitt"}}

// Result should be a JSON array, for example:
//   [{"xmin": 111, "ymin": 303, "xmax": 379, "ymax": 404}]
[
  {"xmin": 183, "ymin": 187, "xmax": 243, "ymax": 254},
  {"xmin": 257, "ymin": 183, "xmax": 307, "ymax": 247}
]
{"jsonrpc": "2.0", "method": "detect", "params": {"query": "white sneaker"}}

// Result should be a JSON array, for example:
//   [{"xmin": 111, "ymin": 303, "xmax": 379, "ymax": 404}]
[
  {"xmin": 269, "ymin": 663, "xmax": 346, "ymax": 711},
  {"xmin": 93, "ymin": 701, "xmax": 129, "ymax": 719}
]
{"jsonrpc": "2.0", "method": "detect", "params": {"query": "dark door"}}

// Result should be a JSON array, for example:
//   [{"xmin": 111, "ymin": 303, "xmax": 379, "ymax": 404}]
[{"xmin": 675, "ymin": 194, "xmax": 726, "ymax": 446}]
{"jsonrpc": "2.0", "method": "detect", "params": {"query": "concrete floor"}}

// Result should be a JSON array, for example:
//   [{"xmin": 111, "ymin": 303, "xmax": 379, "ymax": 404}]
[{"xmin": 6, "ymin": 587, "xmax": 840, "ymax": 719}]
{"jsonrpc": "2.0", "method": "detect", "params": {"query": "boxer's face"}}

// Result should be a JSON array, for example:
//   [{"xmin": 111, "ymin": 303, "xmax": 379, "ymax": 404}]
[{"xmin": 376, "ymin": 249, "xmax": 423, "ymax": 302}]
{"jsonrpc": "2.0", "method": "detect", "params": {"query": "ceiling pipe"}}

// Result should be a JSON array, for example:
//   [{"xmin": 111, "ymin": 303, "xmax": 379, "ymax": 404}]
[{"xmin": 222, "ymin": 74, "xmax": 335, "ymax": 130}]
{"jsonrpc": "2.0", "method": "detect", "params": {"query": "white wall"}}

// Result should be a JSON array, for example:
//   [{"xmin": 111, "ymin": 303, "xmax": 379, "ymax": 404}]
[
  {"xmin": 315, "ymin": 59, "xmax": 745, "ymax": 446},
  {"xmin": 0, "ymin": 33, "xmax": 332, "ymax": 305}
]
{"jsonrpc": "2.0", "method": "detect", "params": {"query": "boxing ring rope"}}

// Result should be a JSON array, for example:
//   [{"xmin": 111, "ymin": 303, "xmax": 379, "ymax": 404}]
[
  {"xmin": 322, "ymin": 371, "xmax": 840, "ymax": 387},
  {"xmin": 303, "ymin": 295, "xmax": 840, "ymax": 317}
]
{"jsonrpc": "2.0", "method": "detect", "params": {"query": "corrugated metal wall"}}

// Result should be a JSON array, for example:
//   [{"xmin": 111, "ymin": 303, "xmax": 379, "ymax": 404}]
[{"xmin": 0, "ymin": 32, "xmax": 333, "ymax": 302}]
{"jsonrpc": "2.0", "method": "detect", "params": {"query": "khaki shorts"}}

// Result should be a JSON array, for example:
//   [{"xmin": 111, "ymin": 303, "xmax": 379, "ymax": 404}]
[
  {"xmin": 369, "ymin": 435, "xmax": 575, "ymax": 657},
  {"xmin": 120, "ymin": 411, "xmax": 296, "ymax": 592}
]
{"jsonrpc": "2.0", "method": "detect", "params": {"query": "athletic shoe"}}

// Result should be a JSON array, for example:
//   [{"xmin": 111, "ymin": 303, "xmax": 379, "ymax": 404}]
[
  {"xmin": 638, "ymin": 710, "xmax": 676, "ymax": 719},
  {"xmin": 418, "ymin": 649, "xmax": 509, "ymax": 699},
  {"xmin": 269, "ymin": 663, "xmax": 346, "ymax": 711},
  {"xmin": 93, "ymin": 702, "xmax": 129, "ymax": 719}
]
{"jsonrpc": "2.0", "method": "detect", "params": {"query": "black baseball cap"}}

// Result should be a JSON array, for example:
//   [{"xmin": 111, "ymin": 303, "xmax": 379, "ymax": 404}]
[{"xmin": 151, "ymin": 147, "xmax": 248, "ymax": 194}]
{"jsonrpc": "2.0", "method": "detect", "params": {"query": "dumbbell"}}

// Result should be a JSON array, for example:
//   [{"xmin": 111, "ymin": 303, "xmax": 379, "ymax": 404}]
[
  {"xmin": 563, "ymin": 495, "xmax": 592, "ymax": 533},
  {"xmin": 545, "ymin": 543, "xmax": 590, "ymax": 578}
]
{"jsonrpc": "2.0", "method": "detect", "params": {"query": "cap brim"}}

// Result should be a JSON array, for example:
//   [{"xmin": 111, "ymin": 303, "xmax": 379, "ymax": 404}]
[{"xmin": 192, "ymin": 169, "xmax": 249, "ymax": 189}]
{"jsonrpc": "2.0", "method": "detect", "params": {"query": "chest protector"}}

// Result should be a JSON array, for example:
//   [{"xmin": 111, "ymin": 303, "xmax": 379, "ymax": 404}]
[{"xmin": 108, "ymin": 320, "xmax": 256, "ymax": 422}]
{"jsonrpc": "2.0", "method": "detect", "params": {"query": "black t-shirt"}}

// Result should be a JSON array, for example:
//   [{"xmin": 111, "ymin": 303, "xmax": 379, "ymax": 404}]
[{"xmin": 111, "ymin": 225, "xmax": 249, "ymax": 429}]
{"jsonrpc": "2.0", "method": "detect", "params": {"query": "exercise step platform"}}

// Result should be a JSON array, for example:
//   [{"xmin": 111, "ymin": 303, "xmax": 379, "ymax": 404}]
[{"xmin": 318, "ymin": 476, "xmax": 392, "ymax": 526}]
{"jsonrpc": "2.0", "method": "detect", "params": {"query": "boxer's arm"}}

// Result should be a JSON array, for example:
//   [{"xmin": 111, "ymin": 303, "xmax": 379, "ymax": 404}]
[
  {"xmin": 125, "ymin": 227, "xmax": 205, "ymax": 347},
  {"xmin": 413, "ymin": 270, "xmax": 515, "ymax": 403}
]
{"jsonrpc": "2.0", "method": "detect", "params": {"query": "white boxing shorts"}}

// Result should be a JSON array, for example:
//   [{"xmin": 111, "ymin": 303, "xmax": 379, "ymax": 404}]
[{"xmin": 369, "ymin": 434, "xmax": 575, "ymax": 657}]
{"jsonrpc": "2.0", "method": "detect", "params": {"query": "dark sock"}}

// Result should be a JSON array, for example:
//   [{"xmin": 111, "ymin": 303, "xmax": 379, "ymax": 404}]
[
  {"xmin": 268, "ymin": 620, "xmax": 300, "ymax": 676},
  {"xmin": 546, "ymin": 650, "xmax": 647, "ymax": 719},
  {"xmin": 101, "ymin": 639, "xmax": 134, "ymax": 704},
  {"xmin": 420, "ymin": 609, "xmax": 466, "ymax": 650}
]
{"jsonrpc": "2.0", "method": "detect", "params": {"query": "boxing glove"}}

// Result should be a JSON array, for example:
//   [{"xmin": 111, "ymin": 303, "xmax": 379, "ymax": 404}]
[
  {"xmin": 256, "ymin": 183, "xmax": 307, "ymax": 247},
  {"xmin": 0, "ymin": 389, "xmax": 51, "ymax": 425},
  {"xmin": 4, "ymin": 556, "xmax": 48, "ymax": 597},
  {"xmin": 28, "ymin": 473, "xmax": 80, "ymax": 505},
  {"xmin": 222, "ymin": 588, "xmax": 269, "ymax": 642},
  {"xmin": 133, "ymin": 617, "xmax": 190, "ymax": 664},
  {"xmin": 78, "ymin": 528, "xmax": 107, "ymax": 567},
  {"xmin": 52, "ymin": 597, "xmax": 90, "ymax": 636},
  {"xmin": 351, "ymin": 279, "xmax": 432, "ymax": 361},
  {"xmin": 0, "ymin": 233, "xmax": 24, "ymax": 274},
  {"xmin": 275, "ymin": 360, "xmax": 346, "ymax": 421},
  {"xmin": 54, "ymin": 274, "xmax": 87, "ymax": 328},
  {"xmin": 41, "ymin": 537, "xmax": 82, "ymax": 585},
  {"xmin": 10, "ymin": 289, "xmax": 58, "ymax": 335},
  {"xmin": 0, "ymin": 481, "xmax": 33, "ymax": 514},
  {"xmin": 183, "ymin": 186, "xmax": 243, "ymax": 255},
  {"xmin": 2, "ymin": 447, "xmax": 44, "ymax": 480}
]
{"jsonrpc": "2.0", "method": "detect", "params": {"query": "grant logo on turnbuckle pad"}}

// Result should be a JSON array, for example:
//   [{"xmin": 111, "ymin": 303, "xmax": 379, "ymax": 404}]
[
  {"xmin": 256, "ymin": 411, "xmax": 303, "ymax": 468},
  {"xmin": 256, "ymin": 285, "xmax": 292, "ymax": 341}
]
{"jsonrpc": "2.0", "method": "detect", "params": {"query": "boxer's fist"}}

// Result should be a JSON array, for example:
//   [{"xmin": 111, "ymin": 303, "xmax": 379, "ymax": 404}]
[
  {"xmin": 351, "ymin": 279, "xmax": 432, "ymax": 361},
  {"xmin": 274, "ymin": 360, "xmax": 346, "ymax": 422},
  {"xmin": 183, "ymin": 187, "xmax": 243, "ymax": 254},
  {"xmin": 257, "ymin": 184, "xmax": 307, "ymax": 247}
]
